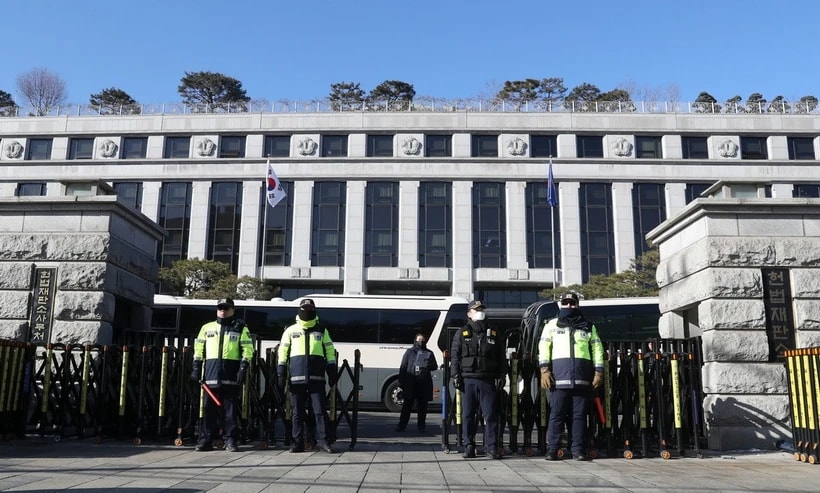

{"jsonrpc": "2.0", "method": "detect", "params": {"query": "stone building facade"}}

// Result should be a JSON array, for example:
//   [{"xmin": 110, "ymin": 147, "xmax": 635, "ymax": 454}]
[
  {"xmin": 0, "ymin": 186, "xmax": 164, "ymax": 344},
  {"xmin": 647, "ymin": 181, "xmax": 820, "ymax": 450}
]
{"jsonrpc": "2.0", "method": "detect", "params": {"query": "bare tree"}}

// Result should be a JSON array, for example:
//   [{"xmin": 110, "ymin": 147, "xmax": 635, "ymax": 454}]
[{"xmin": 16, "ymin": 67, "xmax": 67, "ymax": 116}]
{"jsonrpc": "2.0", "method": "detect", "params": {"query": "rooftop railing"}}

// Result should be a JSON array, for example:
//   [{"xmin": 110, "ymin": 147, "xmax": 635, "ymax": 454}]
[{"xmin": 1, "ymin": 98, "xmax": 817, "ymax": 117}]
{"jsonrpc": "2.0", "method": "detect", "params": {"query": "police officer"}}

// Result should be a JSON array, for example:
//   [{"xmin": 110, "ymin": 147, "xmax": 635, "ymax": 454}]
[
  {"xmin": 450, "ymin": 300, "xmax": 506, "ymax": 460},
  {"xmin": 396, "ymin": 333, "xmax": 438, "ymax": 433},
  {"xmin": 277, "ymin": 298, "xmax": 337, "ymax": 453},
  {"xmin": 538, "ymin": 292, "xmax": 604, "ymax": 461},
  {"xmin": 191, "ymin": 298, "xmax": 254, "ymax": 452}
]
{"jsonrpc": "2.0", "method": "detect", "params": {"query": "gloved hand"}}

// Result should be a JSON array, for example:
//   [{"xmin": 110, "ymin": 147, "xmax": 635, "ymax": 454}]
[
  {"xmin": 592, "ymin": 371, "xmax": 604, "ymax": 389},
  {"xmin": 495, "ymin": 377, "xmax": 506, "ymax": 391},
  {"xmin": 277, "ymin": 373, "xmax": 286, "ymax": 390},
  {"xmin": 190, "ymin": 360, "xmax": 202, "ymax": 382},
  {"xmin": 540, "ymin": 367, "xmax": 555, "ymax": 390},
  {"xmin": 236, "ymin": 360, "xmax": 248, "ymax": 384},
  {"xmin": 453, "ymin": 374, "xmax": 464, "ymax": 391},
  {"xmin": 326, "ymin": 364, "xmax": 338, "ymax": 385}
]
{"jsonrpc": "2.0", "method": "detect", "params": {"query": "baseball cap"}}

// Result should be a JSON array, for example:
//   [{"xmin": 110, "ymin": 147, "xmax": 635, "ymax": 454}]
[
  {"xmin": 560, "ymin": 292, "xmax": 580, "ymax": 304},
  {"xmin": 299, "ymin": 298, "xmax": 316, "ymax": 310},
  {"xmin": 217, "ymin": 298, "xmax": 235, "ymax": 309},
  {"xmin": 467, "ymin": 300, "xmax": 486, "ymax": 311}
]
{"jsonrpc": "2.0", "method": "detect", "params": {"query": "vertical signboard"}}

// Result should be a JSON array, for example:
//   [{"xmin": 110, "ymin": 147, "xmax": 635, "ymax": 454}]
[
  {"xmin": 30, "ymin": 267, "xmax": 57, "ymax": 343},
  {"xmin": 761, "ymin": 268, "xmax": 795, "ymax": 362}
]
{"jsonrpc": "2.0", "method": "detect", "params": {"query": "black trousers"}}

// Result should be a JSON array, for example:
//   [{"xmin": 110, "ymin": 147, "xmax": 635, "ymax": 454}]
[
  {"xmin": 461, "ymin": 378, "xmax": 499, "ymax": 451},
  {"xmin": 200, "ymin": 384, "xmax": 241, "ymax": 443},
  {"xmin": 547, "ymin": 387, "xmax": 590, "ymax": 455},
  {"xmin": 290, "ymin": 383, "xmax": 329, "ymax": 446},
  {"xmin": 398, "ymin": 386, "xmax": 429, "ymax": 430}
]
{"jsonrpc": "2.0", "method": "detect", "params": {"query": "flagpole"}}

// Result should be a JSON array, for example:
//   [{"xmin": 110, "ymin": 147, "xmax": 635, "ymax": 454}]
[
  {"xmin": 547, "ymin": 157, "xmax": 559, "ymax": 289},
  {"xmin": 260, "ymin": 158, "xmax": 270, "ymax": 280}
]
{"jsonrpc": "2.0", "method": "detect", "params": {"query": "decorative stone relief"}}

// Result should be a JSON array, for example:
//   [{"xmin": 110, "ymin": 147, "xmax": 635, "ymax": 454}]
[
  {"xmin": 3, "ymin": 140, "xmax": 23, "ymax": 159},
  {"xmin": 612, "ymin": 138, "xmax": 633, "ymax": 157},
  {"xmin": 506, "ymin": 137, "xmax": 527, "ymax": 156},
  {"xmin": 297, "ymin": 137, "xmax": 317, "ymax": 156},
  {"xmin": 717, "ymin": 138, "xmax": 739, "ymax": 158},
  {"xmin": 401, "ymin": 137, "xmax": 421, "ymax": 156},
  {"xmin": 196, "ymin": 138, "xmax": 216, "ymax": 157},
  {"xmin": 98, "ymin": 139, "xmax": 118, "ymax": 158},
  {"xmin": 291, "ymin": 267, "xmax": 311, "ymax": 278},
  {"xmin": 398, "ymin": 268, "xmax": 420, "ymax": 279}
]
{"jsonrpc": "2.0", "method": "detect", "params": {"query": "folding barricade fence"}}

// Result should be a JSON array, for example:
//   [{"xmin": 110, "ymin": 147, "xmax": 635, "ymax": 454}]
[
  {"xmin": 0, "ymin": 339, "xmax": 360, "ymax": 450},
  {"xmin": 440, "ymin": 336, "xmax": 706, "ymax": 460},
  {"xmin": 784, "ymin": 347, "xmax": 820, "ymax": 465}
]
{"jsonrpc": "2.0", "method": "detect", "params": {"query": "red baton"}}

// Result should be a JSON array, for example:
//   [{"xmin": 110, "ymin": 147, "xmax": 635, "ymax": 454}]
[
  {"xmin": 201, "ymin": 382, "xmax": 222, "ymax": 407},
  {"xmin": 594, "ymin": 396, "xmax": 605, "ymax": 425}
]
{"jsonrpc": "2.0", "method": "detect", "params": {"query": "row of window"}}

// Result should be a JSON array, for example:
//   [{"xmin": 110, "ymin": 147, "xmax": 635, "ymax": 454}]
[{"xmin": 9, "ymin": 134, "xmax": 819, "ymax": 160}]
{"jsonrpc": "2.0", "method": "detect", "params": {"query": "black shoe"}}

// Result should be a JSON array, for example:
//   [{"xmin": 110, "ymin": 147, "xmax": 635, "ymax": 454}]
[
  {"xmin": 545, "ymin": 450, "xmax": 559, "ymax": 461},
  {"xmin": 289, "ymin": 442, "xmax": 305, "ymax": 453},
  {"xmin": 491, "ymin": 450, "xmax": 503, "ymax": 460},
  {"xmin": 463, "ymin": 444, "xmax": 476, "ymax": 459},
  {"xmin": 195, "ymin": 441, "xmax": 213, "ymax": 452},
  {"xmin": 225, "ymin": 440, "xmax": 238, "ymax": 452},
  {"xmin": 574, "ymin": 453, "xmax": 591, "ymax": 461},
  {"xmin": 318, "ymin": 443, "xmax": 335, "ymax": 453}
]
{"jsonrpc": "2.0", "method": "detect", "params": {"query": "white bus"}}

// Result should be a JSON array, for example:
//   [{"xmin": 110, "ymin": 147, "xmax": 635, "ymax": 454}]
[{"xmin": 150, "ymin": 294, "xmax": 470, "ymax": 411}]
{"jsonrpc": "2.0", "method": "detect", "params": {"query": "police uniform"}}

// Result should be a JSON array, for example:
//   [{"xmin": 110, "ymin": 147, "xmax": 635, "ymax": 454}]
[
  {"xmin": 192, "ymin": 298, "xmax": 254, "ymax": 451},
  {"xmin": 277, "ymin": 298, "xmax": 337, "ymax": 453},
  {"xmin": 396, "ymin": 337, "xmax": 438, "ymax": 432},
  {"xmin": 538, "ymin": 295, "xmax": 604, "ymax": 460},
  {"xmin": 450, "ymin": 300, "xmax": 506, "ymax": 459}
]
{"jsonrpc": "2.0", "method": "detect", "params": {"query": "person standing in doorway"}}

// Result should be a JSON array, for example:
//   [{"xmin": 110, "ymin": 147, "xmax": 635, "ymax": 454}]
[{"xmin": 396, "ymin": 333, "xmax": 438, "ymax": 433}]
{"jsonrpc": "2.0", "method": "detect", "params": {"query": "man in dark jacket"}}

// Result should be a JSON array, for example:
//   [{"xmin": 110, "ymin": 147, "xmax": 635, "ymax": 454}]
[
  {"xmin": 450, "ymin": 300, "xmax": 506, "ymax": 460},
  {"xmin": 538, "ymin": 292, "xmax": 604, "ymax": 461},
  {"xmin": 191, "ymin": 298, "xmax": 254, "ymax": 452},
  {"xmin": 396, "ymin": 333, "xmax": 438, "ymax": 433}
]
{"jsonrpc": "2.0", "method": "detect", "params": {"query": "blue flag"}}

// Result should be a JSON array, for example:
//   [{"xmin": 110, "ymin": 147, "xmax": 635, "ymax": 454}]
[{"xmin": 547, "ymin": 160, "xmax": 558, "ymax": 207}]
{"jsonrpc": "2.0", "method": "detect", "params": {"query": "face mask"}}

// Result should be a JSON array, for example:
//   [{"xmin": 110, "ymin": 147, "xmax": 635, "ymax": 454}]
[
  {"xmin": 472, "ymin": 311, "xmax": 486, "ymax": 322},
  {"xmin": 298, "ymin": 309, "xmax": 316, "ymax": 321},
  {"xmin": 414, "ymin": 340, "xmax": 426, "ymax": 349}
]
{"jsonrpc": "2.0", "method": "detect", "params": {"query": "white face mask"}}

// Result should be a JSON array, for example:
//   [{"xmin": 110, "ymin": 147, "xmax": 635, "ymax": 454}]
[{"xmin": 472, "ymin": 311, "xmax": 486, "ymax": 321}]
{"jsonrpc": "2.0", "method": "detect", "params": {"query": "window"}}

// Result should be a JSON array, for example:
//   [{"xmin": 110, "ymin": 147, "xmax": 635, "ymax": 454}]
[
  {"xmin": 794, "ymin": 184, "xmax": 820, "ymax": 198},
  {"xmin": 576, "ymin": 135, "xmax": 604, "ymax": 158},
  {"xmin": 26, "ymin": 139, "xmax": 52, "ymax": 160},
  {"xmin": 259, "ymin": 181, "xmax": 293, "ymax": 266},
  {"xmin": 69, "ymin": 138, "xmax": 94, "ymax": 159},
  {"xmin": 264, "ymin": 135, "xmax": 291, "ymax": 157},
  {"xmin": 788, "ymin": 137, "xmax": 815, "ymax": 160},
  {"xmin": 164, "ymin": 136, "xmax": 191, "ymax": 158},
  {"xmin": 632, "ymin": 183, "xmax": 666, "ymax": 257},
  {"xmin": 419, "ymin": 182, "xmax": 452, "ymax": 268},
  {"xmin": 526, "ymin": 182, "xmax": 561, "ymax": 268},
  {"xmin": 425, "ymin": 135, "xmax": 452, "ymax": 157},
  {"xmin": 311, "ymin": 182, "xmax": 346, "ymax": 266},
  {"xmin": 16, "ymin": 182, "xmax": 46, "ymax": 196},
  {"xmin": 113, "ymin": 182, "xmax": 142, "ymax": 211},
  {"xmin": 474, "ymin": 289, "xmax": 546, "ymax": 309},
  {"xmin": 365, "ymin": 182, "xmax": 399, "ymax": 266},
  {"xmin": 471, "ymin": 135, "xmax": 498, "ymax": 157},
  {"xmin": 366, "ymin": 135, "xmax": 393, "ymax": 157},
  {"xmin": 579, "ymin": 183, "xmax": 614, "ymax": 281},
  {"xmin": 219, "ymin": 136, "xmax": 246, "ymax": 158},
  {"xmin": 321, "ymin": 135, "xmax": 348, "ymax": 157},
  {"xmin": 682, "ymin": 136, "xmax": 709, "ymax": 159},
  {"xmin": 207, "ymin": 182, "xmax": 243, "ymax": 272},
  {"xmin": 121, "ymin": 137, "xmax": 147, "ymax": 159},
  {"xmin": 740, "ymin": 136, "xmax": 768, "ymax": 160},
  {"xmin": 157, "ymin": 182, "xmax": 192, "ymax": 271},
  {"xmin": 635, "ymin": 136, "xmax": 662, "ymax": 158},
  {"xmin": 685, "ymin": 183, "xmax": 710, "ymax": 204},
  {"xmin": 472, "ymin": 182, "xmax": 506, "ymax": 268},
  {"xmin": 530, "ymin": 135, "xmax": 558, "ymax": 158}
]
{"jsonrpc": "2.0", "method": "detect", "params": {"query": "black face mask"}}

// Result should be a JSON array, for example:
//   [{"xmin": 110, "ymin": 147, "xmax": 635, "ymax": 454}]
[
  {"xmin": 298, "ymin": 309, "xmax": 316, "ymax": 321},
  {"xmin": 217, "ymin": 314, "xmax": 235, "ymax": 325},
  {"xmin": 414, "ymin": 340, "xmax": 426, "ymax": 349}
]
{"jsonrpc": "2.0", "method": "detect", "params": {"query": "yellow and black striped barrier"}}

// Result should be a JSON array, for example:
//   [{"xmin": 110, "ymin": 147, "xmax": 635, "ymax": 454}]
[{"xmin": 784, "ymin": 347, "xmax": 820, "ymax": 464}]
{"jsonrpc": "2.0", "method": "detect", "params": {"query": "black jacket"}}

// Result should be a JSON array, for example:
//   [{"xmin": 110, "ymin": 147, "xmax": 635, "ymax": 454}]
[
  {"xmin": 399, "ymin": 345, "xmax": 438, "ymax": 401},
  {"xmin": 451, "ymin": 319, "xmax": 505, "ymax": 381}
]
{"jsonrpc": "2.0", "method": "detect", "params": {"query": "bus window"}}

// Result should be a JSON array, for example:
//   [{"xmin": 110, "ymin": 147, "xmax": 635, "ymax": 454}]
[
  {"xmin": 151, "ymin": 306, "xmax": 179, "ymax": 330},
  {"xmin": 243, "ymin": 306, "xmax": 292, "ymax": 340},
  {"xmin": 438, "ymin": 304, "xmax": 469, "ymax": 353}
]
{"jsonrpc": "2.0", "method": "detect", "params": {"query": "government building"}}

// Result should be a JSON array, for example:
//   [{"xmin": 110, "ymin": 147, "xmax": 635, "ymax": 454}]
[{"xmin": 2, "ymin": 102, "xmax": 818, "ymax": 307}]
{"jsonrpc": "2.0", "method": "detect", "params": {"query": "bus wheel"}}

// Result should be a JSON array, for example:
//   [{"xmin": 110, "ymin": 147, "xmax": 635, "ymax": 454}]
[{"xmin": 383, "ymin": 379, "xmax": 404, "ymax": 413}]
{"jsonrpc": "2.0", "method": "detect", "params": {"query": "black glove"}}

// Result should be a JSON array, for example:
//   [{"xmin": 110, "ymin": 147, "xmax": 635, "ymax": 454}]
[
  {"xmin": 277, "ymin": 374, "xmax": 286, "ymax": 390},
  {"xmin": 190, "ymin": 360, "xmax": 202, "ymax": 382},
  {"xmin": 453, "ymin": 374, "xmax": 464, "ymax": 391},
  {"xmin": 326, "ymin": 364, "xmax": 338, "ymax": 385},
  {"xmin": 495, "ymin": 377, "xmax": 505, "ymax": 391},
  {"xmin": 236, "ymin": 360, "xmax": 248, "ymax": 384}
]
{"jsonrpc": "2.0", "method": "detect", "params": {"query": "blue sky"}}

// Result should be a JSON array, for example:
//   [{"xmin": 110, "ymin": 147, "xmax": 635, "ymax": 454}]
[{"xmin": 1, "ymin": 0, "xmax": 816, "ymax": 105}]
